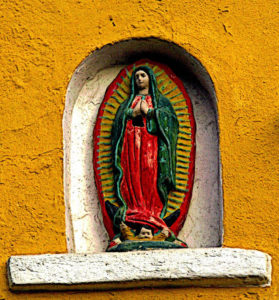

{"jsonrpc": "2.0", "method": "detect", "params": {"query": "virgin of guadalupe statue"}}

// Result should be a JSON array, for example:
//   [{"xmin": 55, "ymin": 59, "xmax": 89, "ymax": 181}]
[{"xmin": 93, "ymin": 60, "xmax": 196, "ymax": 252}]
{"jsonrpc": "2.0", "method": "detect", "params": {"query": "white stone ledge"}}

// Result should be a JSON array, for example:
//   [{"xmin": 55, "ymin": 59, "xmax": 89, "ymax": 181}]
[{"xmin": 7, "ymin": 248, "xmax": 271, "ymax": 291}]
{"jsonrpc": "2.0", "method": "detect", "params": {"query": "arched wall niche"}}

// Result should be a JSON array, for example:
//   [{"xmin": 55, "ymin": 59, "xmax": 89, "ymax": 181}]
[{"xmin": 63, "ymin": 37, "xmax": 223, "ymax": 253}]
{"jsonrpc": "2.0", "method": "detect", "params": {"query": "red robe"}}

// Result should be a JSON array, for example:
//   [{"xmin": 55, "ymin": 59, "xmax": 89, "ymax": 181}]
[{"xmin": 120, "ymin": 95, "xmax": 167, "ymax": 231}]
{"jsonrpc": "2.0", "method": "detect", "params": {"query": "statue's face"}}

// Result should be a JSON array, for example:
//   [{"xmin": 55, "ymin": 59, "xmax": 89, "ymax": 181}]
[
  {"xmin": 135, "ymin": 70, "xmax": 149, "ymax": 91},
  {"xmin": 138, "ymin": 227, "xmax": 153, "ymax": 239}
]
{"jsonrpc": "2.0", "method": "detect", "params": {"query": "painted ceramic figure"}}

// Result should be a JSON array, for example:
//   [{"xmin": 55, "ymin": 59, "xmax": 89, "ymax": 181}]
[
  {"xmin": 93, "ymin": 60, "xmax": 195, "ymax": 251},
  {"xmin": 110, "ymin": 66, "xmax": 179, "ymax": 246}
]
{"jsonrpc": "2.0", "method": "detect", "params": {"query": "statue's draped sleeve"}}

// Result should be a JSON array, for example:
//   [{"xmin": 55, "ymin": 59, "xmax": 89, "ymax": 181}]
[{"xmin": 148, "ymin": 95, "xmax": 179, "ymax": 218}]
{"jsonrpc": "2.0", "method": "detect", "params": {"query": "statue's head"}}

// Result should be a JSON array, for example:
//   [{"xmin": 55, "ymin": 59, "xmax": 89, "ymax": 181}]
[
  {"xmin": 132, "ymin": 66, "xmax": 157, "ymax": 96},
  {"xmin": 135, "ymin": 69, "xmax": 149, "ymax": 93}
]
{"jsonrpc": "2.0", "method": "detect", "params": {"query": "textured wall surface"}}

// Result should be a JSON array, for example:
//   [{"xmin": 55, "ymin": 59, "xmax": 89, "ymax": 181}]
[{"xmin": 1, "ymin": 0, "xmax": 279, "ymax": 299}]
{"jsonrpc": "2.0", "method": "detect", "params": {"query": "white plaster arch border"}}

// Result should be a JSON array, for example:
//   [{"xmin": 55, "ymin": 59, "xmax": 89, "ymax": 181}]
[{"xmin": 63, "ymin": 38, "xmax": 223, "ymax": 253}]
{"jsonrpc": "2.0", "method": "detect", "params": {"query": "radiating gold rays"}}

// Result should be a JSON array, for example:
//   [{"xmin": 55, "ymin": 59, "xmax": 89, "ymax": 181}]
[
  {"xmin": 96, "ymin": 62, "xmax": 194, "ymax": 215},
  {"xmin": 97, "ymin": 71, "xmax": 131, "ymax": 207}
]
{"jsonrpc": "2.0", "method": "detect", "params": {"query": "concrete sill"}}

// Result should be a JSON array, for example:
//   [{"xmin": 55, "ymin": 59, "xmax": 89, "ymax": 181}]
[{"xmin": 7, "ymin": 248, "xmax": 271, "ymax": 291}]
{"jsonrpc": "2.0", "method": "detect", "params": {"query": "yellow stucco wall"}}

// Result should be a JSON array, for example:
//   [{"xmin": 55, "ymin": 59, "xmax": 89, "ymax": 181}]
[{"xmin": 1, "ymin": 0, "xmax": 278, "ymax": 298}]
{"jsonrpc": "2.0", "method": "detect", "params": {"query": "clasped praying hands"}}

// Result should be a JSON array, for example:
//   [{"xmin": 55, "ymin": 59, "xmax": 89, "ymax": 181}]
[{"xmin": 132, "ymin": 99, "xmax": 149, "ymax": 117}]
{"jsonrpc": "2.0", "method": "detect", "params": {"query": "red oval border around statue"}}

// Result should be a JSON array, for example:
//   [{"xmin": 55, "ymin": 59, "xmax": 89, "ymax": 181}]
[{"xmin": 93, "ymin": 59, "xmax": 196, "ymax": 242}]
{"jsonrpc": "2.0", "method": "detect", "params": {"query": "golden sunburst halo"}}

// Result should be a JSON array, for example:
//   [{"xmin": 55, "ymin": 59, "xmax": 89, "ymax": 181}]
[{"xmin": 95, "ymin": 61, "xmax": 194, "ymax": 219}]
